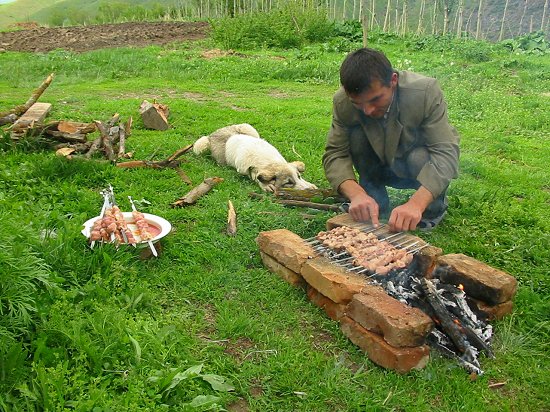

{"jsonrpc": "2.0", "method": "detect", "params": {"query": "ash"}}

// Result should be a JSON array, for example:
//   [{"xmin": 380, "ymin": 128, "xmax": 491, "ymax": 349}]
[{"xmin": 372, "ymin": 261, "xmax": 494, "ymax": 375}]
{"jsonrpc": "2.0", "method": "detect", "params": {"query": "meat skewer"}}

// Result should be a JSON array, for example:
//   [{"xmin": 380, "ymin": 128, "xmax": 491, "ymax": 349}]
[
  {"xmin": 90, "ymin": 189, "xmax": 113, "ymax": 248},
  {"xmin": 128, "ymin": 195, "xmax": 157, "ymax": 257},
  {"xmin": 108, "ymin": 184, "xmax": 130, "ymax": 245}
]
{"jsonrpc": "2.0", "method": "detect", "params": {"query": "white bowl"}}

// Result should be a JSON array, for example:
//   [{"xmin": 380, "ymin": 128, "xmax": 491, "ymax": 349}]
[{"xmin": 82, "ymin": 212, "xmax": 172, "ymax": 244}]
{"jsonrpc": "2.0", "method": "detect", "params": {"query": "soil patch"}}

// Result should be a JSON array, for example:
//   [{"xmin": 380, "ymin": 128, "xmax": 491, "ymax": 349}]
[{"xmin": 0, "ymin": 21, "xmax": 210, "ymax": 53}]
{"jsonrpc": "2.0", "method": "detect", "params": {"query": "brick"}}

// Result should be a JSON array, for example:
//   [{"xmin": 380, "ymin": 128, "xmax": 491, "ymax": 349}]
[
  {"xmin": 470, "ymin": 298, "xmax": 514, "ymax": 321},
  {"xmin": 416, "ymin": 245, "xmax": 443, "ymax": 277},
  {"xmin": 256, "ymin": 229, "xmax": 316, "ymax": 274},
  {"xmin": 301, "ymin": 257, "xmax": 369, "ymax": 304},
  {"xmin": 306, "ymin": 285, "xmax": 346, "ymax": 321},
  {"xmin": 325, "ymin": 213, "xmax": 358, "ymax": 230},
  {"xmin": 259, "ymin": 251, "xmax": 306, "ymax": 288},
  {"xmin": 346, "ymin": 285, "xmax": 433, "ymax": 347},
  {"xmin": 340, "ymin": 316, "xmax": 430, "ymax": 373},
  {"xmin": 437, "ymin": 254, "xmax": 518, "ymax": 305}
]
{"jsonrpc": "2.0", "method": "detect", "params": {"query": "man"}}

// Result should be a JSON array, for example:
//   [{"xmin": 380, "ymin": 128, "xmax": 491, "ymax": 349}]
[{"xmin": 323, "ymin": 48, "xmax": 460, "ymax": 232}]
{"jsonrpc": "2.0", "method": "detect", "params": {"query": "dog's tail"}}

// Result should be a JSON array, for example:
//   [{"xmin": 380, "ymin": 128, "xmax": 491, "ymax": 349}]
[{"xmin": 193, "ymin": 135, "xmax": 211, "ymax": 155}]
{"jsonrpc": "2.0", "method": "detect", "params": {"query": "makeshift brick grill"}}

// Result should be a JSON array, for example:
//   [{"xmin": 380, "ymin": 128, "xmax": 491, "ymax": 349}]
[{"xmin": 256, "ymin": 214, "xmax": 518, "ymax": 375}]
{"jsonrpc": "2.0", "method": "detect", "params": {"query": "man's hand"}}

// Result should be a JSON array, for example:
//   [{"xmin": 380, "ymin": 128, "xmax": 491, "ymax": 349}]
[
  {"xmin": 388, "ymin": 203, "xmax": 423, "ymax": 232},
  {"xmin": 338, "ymin": 180, "xmax": 380, "ymax": 226},
  {"xmin": 388, "ymin": 186, "xmax": 434, "ymax": 232}
]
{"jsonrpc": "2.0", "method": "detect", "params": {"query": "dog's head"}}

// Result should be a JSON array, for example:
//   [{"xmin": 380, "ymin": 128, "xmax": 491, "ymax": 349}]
[{"xmin": 249, "ymin": 161, "xmax": 317, "ymax": 193}]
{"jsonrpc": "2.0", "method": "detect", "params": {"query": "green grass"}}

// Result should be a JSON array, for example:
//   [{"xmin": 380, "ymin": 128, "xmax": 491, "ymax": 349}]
[{"xmin": 0, "ymin": 33, "xmax": 549, "ymax": 411}]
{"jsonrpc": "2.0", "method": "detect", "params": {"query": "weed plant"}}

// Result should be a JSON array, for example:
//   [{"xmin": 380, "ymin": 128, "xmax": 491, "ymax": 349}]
[{"xmin": 0, "ymin": 30, "xmax": 549, "ymax": 411}]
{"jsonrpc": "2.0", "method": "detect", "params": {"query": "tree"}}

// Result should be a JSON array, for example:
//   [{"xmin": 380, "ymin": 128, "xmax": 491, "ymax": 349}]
[
  {"xmin": 498, "ymin": 0, "xmax": 509, "ymax": 41},
  {"xmin": 475, "ymin": 0, "xmax": 484, "ymax": 39}
]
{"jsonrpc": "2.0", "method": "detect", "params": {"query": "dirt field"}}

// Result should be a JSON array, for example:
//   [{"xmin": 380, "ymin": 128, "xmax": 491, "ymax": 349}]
[{"xmin": 0, "ymin": 21, "xmax": 210, "ymax": 53}]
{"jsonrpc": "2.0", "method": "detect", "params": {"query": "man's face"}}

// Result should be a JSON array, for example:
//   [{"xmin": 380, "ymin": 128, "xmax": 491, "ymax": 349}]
[{"xmin": 348, "ymin": 73, "xmax": 398, "ymax": 119}]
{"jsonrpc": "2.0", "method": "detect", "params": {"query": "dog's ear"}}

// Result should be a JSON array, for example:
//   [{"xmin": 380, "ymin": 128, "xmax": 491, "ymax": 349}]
[
  {"xmin": 250, "ymin": 166, "xmax": 276, "ymax": 184},
  {"xmin": 290, "ymin": 161, "xmax": 306, "ymax": 172},
  {"xmin": 248, "ymin": 166, "xmax": 258, "ymax": 181}
]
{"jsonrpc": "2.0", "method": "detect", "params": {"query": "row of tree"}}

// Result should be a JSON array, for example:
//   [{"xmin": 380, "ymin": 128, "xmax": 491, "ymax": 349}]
[{"xmin": 177, "ymin": 0, "xmax": 549, "ymax": 41}]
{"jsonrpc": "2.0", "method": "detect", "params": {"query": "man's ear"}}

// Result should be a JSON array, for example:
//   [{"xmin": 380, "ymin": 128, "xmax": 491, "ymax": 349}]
[{"xmin": 290, "ymin": 161, "xmax": 306, "ymax": 172}]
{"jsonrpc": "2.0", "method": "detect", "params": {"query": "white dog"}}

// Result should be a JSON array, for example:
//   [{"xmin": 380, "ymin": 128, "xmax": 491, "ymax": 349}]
[{"xmin": 193, "ymin": 124, "xmax": 317, "ymax": 193}]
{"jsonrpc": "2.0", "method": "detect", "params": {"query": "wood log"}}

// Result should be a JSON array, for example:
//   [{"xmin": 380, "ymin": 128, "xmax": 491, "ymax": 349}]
[
  {"xmin": 421, "ymin": 278, "xmax": 468, "ymax": 354},
  {"xmin": 0, "ymin": 73, "xmax": 54, "ymax": 125},
  {"xmin": 139, "ymin": 100, "xmax": 170, "ymax": 130},
  {"xmin": 10, "ymin": 102, "xmax": 52, "ymax": 138},
  {"xmin": 171, "ymin": 177, "xmax": 224, "ymax": 207},
  {"xmin": 227, "ymin": 200, "xmax": 237, "ymax": 236}
]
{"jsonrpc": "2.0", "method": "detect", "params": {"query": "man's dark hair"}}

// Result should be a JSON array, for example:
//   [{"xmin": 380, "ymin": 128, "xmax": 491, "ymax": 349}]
[{"xmin": 340, "ymin": 48, "xmax": 394, "ymax": 94}]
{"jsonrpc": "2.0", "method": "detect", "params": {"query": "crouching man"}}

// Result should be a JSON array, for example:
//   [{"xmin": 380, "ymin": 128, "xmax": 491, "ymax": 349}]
[{"xmin": 323, "ymin": 48, "xmax": 460, "ymax": 232}]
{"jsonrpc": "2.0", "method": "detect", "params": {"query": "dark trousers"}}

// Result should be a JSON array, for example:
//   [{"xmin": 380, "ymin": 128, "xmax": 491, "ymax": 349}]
[{"xmin": 349, "ymin": 126, "xmax": 447, "ymax": 219}]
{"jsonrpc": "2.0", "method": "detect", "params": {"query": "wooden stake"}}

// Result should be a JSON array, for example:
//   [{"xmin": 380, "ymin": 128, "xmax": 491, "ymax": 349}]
[{"xmin": 227, "ymin": 200, "xmax": 237, "ymax": 236}]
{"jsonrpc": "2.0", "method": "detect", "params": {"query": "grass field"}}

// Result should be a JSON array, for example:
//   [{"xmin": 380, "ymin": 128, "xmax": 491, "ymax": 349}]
[{"xmin": 1, "ymin": 32, "xmax": 549, "ymax": 411}]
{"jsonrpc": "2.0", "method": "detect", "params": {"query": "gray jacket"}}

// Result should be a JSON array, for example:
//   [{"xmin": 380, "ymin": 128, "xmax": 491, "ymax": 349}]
[{"xmin": 323, "ymin": 71, "xmax": 460, "ymax": 198}]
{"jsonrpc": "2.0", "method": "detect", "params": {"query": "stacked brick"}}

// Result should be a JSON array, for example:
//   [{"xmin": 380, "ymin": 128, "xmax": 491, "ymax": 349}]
[
  {"xmin": 256, "ymin": 214, "xmax": 519, "ymax": 373},
  {"xmin": 437, "ymin": 254, "xmax": 517, "ymax": 320},
  {"xmin": 256, "ymin": 226, "xmax": 437, "ymax": 373}
]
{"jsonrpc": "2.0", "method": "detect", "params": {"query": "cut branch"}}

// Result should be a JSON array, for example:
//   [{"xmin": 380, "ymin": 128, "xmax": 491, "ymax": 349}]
[
  {"xmin": 249, "ymin": 192, "xmax": 341, "ymax": 211},
  {"xmin": 116, "ymin": 144, "xmax": 194, "ymax": 170},
  {"xmin": 171, "ymin": 177, "xmax": 224, "ymax": 207},
  {"xmin": 0, "ymin": 73, "xmax": 55, "ymax": 125}
]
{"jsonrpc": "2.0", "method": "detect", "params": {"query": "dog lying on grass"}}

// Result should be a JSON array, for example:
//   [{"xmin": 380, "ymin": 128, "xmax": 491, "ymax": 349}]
[{"xmin": 193, "ymin": 123, "xmax": 317, "ymax": 193}]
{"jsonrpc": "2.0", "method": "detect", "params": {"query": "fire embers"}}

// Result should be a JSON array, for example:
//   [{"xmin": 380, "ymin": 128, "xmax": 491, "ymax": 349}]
[
  {"xmin": 314, "ymin": 226, "xmax": 415, "ymax": 275},
  {"xmin": 379, "ymin": 266, "xmax": 494, "ymax": 375}
]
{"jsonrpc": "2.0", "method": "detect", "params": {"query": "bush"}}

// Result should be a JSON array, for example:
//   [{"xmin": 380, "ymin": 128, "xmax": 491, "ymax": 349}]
[{"xmin": 210, "ymin": 3, "xmax": 334, "ymax": 50}]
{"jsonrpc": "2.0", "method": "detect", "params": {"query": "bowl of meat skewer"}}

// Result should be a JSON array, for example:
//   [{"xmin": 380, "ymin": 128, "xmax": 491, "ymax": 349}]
[
  {"xmin": 81, "ymin": 186, "xmax": 171, "ymax": 254},
  {"xmin": 81, "ymin": 211, "xmax": 171, "ymax": 245}
]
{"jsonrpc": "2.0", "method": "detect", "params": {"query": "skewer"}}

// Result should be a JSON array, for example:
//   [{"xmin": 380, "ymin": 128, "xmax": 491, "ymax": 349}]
[
  {"xmin": 108, "ymin": 184, "xmax": 129, "ymax": 245},
  {"xmin": 128, "ymin": 196, "xmax": 158, "ymax": 257},
  {"xmin": 90, "ymin": 190, "xmax": 110, "ymax": 249}
]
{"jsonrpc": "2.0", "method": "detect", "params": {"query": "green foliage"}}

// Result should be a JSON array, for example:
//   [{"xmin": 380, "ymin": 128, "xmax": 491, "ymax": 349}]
[
  {"xmin": 210, "ymin": 3, "xmax": 334, "ymax": 50},
  {"xmin": 0, "ymin": 27, "xmax": 549, "ymax": 411},
  {"xmin": 501, "ymin": 31, "xmax": 549, "ymax": 55}
]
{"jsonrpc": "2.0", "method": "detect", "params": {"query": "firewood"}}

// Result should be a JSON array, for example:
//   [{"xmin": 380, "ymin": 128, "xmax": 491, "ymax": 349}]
[
  {"xmin": 227, "ymin": 200, "xmax": 237, "ymax": 236},
  {"xmin": 0, "ymin": 73, "xmax": 54, "ymax": 126},
  {"xmin": 118, "ymin": 123, "xmax": 127, "ymax": 158},
  {"xmin": 116, "ymin": 144, "xmax": 194, "ymax": 170},
  {"xmin": 274, "ymin": 187, "xmax": 345, "ymax": 203},
  {"xmin": 9, "ymin": 102, "xmax": 52, "ymax": 138},
  {"xmin": 171, "ymin": 177, "xmax": 223, "ymax": 207},
  {"xmin": 421, "ymin": 278, "xmax": 468, "ymax": 355},
  {"xmin": 139, "ymin": 100, "xmax": 170, "ymax": 130},
  {"xmin": 249, "ymin": 192, "xmax": 341, "ymax": 211}
]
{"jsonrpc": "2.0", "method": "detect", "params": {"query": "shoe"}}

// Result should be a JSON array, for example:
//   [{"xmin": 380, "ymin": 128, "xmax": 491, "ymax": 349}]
[{"xmin": 417, "ymin": 211, "xmax": 447, "ymax": 232}]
